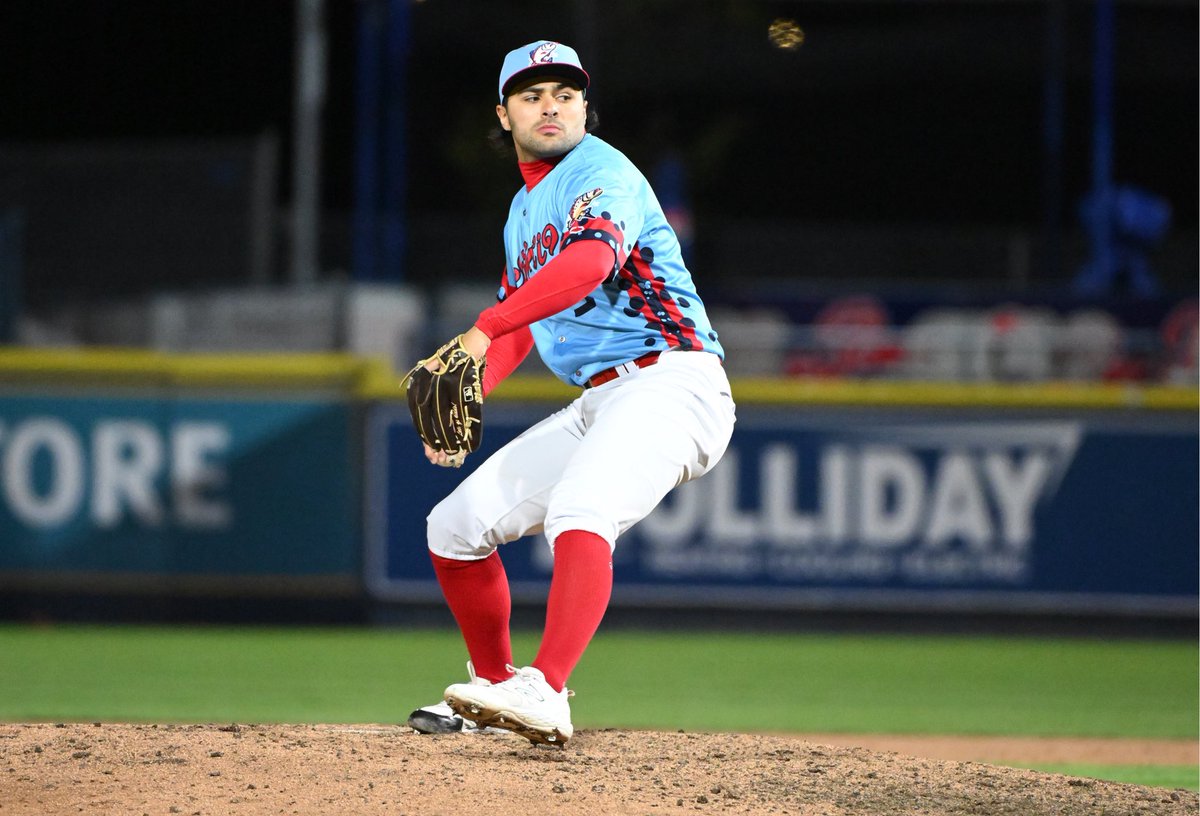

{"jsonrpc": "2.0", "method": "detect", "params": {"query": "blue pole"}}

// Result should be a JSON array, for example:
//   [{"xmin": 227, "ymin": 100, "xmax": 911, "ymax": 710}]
[
  {"xmin": 353, "ymin": 0, "xmax": 383, "ymax": 282},
  {"xmin": 1090, "ymin": 0, "xmax": 1116, "ymax": 290},
  {"xmin": 0, "ymin": 210, "xmax": 21, "ymax": 344},
  {"xmin": 1040, "ymin": 0, "xmax": 1065, "ymax": 284},
  {"xmin": 381, "ymin": 0, "xmax": 409, "ymax": 283}
]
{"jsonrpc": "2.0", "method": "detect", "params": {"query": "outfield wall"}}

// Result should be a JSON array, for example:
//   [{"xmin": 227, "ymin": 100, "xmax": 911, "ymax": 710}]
[{"xmin": 0, "ymin": 349, "xmax": 1195, "ymax": 618}]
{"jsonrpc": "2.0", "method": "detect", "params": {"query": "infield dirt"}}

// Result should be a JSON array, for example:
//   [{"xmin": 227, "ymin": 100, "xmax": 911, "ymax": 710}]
[{"xmin": 2, "ymin": 723, "xmax": 1196, "ymax": 816}]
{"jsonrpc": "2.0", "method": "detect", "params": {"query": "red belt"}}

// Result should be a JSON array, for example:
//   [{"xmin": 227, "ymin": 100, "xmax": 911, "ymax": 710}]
[{"xmin": 585, "ymin": 351, "xmax": 662, "ymax": 388}]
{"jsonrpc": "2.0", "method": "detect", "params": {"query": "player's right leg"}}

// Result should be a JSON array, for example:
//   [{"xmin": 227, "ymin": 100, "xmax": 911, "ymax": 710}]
[
  {"xmin": 516, "ymin": 350, "xmax": 736, "ymax": 719},
  {"xmin": 443, "ymin": 664, "xmax": 574, "ymax": 747}
]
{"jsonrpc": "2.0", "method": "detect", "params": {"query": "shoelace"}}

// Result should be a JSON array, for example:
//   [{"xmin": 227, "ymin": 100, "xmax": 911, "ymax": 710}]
[
  {"xmin": 465, "ymin": 661, "xmax": 490, "ymax": 686},
  {"xmin": 501, "ymin": 665, "xmax": 575, "ymax": 699}
]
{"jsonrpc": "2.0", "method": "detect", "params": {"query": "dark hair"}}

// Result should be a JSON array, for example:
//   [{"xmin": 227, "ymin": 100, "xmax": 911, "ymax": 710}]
[{"xmin": 487, "ymin": 106, "xmax": 600, "ymax": 157}]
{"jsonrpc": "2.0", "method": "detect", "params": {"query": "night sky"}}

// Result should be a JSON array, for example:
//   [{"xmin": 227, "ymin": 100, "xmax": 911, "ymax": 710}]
[{"xmin": 1, "ymin": 0, "xmax": 1196, "ymax": 292}]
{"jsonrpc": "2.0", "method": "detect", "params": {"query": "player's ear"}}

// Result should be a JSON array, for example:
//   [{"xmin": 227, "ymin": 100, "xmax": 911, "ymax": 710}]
[{"xmin": 495, "ymin": 103, "xmax": 511, "ymax": 132}]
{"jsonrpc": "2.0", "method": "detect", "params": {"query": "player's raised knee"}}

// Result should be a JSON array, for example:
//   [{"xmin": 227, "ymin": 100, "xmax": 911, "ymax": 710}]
[{"xmin": 426, "ymin": 496, "xmax": 497, "ymax": 560}]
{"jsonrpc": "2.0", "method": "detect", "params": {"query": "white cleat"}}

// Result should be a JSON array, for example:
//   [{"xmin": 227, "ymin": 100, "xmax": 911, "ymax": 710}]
[{"xmin": 444, "ymin": 665, "xmax": 574, "ymax": 747}]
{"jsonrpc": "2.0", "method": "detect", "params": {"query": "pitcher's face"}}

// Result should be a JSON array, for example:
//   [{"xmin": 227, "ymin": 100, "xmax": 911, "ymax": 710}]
[{"xmin": 497, "ymin": 79, "xmax": 588, "ymax": 162}]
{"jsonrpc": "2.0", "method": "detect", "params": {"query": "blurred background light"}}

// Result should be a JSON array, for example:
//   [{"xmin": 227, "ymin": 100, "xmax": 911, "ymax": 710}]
[{"xmin": 768, "ymin": 18, "xmax": 805, "ymax": 50}]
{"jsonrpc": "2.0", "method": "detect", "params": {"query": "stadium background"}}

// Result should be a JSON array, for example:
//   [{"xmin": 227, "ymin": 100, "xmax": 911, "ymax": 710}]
[{"xmin": 0, "ymin": 0, "xmax": 1196, "ymax": 799}]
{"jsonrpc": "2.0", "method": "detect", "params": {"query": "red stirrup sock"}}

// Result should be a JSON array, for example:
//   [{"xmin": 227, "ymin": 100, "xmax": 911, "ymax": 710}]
[
  {"xmin": 430, "ymin": 551, "xmax": 513, "ymax": 683},
  {"xmin": 533, "ymin": 530, "xmax": 614, "ymax": 692}
]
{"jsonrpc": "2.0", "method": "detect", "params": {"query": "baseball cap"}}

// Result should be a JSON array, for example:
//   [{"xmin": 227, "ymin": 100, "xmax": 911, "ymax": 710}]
[{"xmin": 498, "ymin": 40, "xmax": 590, "ymax": 102}]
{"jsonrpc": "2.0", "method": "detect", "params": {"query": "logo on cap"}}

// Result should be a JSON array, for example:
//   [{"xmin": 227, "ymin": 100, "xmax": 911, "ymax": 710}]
[{"xmin": 529, "ymin": 42, "xmax": 557, "ymax": 65}]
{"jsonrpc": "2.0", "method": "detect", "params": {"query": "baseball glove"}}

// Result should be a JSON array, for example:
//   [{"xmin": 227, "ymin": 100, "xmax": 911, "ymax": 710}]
[{"xmin": 401, "ymin": 335, "xmax": 486, "ymax": 468}]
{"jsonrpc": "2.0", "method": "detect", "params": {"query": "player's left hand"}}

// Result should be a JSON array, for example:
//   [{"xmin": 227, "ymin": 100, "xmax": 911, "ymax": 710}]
[
  {"xmin": 424, "ymin": 442, "xmax": 467, "ymax": 469},
  {"xmin": 458, "ymin": 326, "xmax": 491, "ymax": 362},
  {"xmin": 401, "ymin": 334, "xmax": 486, "ymax": 467}
]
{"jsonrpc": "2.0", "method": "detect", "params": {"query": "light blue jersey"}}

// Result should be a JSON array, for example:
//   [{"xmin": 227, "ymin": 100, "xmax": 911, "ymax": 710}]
[{"xmin": 498, "ymin": 134, "xmax": 724, "ymax": 387}]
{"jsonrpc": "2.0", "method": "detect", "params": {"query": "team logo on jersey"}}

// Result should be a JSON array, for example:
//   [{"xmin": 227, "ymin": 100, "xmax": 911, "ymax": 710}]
[
  {"xmin": 566, "ymin": 187, "xmax": 603, "ymax": 229},
  {"xmin": 529, "ymin": 42, "xmax": 558, "ymax": 65},
  {"xmin": 513, "ymin": 222, "xmax": 561, "ymax": 285}
]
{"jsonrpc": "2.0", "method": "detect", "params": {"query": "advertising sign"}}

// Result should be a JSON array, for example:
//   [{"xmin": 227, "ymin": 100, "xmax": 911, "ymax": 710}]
[
  {"xmin": 367, "ymin": 403, "xmax": 1197, "ymax": 615},
  {"xmin": 0, "ymin": 395, "xmax": 359, "ymax": 584}
]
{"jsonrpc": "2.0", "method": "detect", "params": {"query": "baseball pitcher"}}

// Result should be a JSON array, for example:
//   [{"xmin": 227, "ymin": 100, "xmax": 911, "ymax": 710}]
[{"xmin": 405, "ymin": 40, "xmax": 736, "ymax": 747}]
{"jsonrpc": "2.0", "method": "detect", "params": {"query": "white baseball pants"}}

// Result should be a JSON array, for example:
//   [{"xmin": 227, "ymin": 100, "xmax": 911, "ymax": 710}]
[{"xmin": 427, "ymin": 350, "xmax": 736, "ymax": 560}]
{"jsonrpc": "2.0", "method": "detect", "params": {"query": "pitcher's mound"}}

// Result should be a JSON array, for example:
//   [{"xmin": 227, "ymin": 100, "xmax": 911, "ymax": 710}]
[{"xmin": 2, "ymin": 723, "xmax": 1195, "ymax": 815}]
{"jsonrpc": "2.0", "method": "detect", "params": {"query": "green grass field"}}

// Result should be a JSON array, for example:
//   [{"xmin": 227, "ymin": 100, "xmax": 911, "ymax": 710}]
[{"xmin": 1, "ymin": 624, "xmax": 1195, "ymax": 791}]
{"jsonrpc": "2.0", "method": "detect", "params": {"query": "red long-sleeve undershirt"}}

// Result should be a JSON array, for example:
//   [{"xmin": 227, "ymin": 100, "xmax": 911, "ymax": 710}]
[
  {"xmin": 476, "ymin": 157, "xmax": 617, "ymax": 396},
  {"xmin": 476, "ymin": 239, "xmax": 614, "ymax": 396},
  {"xmin": 476, "ymin": 240, "xmax": 613, "ymax": 340},
  {"xmin": 480, "ymin": 327, "xmax": 534, "ymax": 397}
]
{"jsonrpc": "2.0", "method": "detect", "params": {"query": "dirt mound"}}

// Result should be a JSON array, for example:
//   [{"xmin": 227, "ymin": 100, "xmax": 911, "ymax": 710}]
[{"xmin": 2, "ymin": 723, "xmax": 1195, "ymax": 816}]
